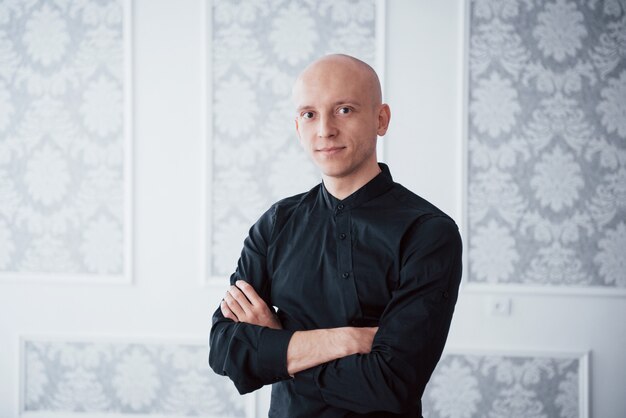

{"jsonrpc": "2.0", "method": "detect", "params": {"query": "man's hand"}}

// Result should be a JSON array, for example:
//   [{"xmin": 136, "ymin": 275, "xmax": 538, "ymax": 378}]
[{"xmin": 221, "ymin": 280, "xmax": 282, "ymax": 330}]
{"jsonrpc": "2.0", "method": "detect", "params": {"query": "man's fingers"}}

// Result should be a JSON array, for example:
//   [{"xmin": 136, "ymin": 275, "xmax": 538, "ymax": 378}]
[
  {"xmin": 224, "ymin": 290, "xmax": 247, "ymax": 319},
  {"xmin": 228, "ymin": 285, "xmax": 255, "ymax": 315},
  {"xmin": 235, "ymin": 280, "xmax": 264, "ymax": 307},
  {"xmin": 220, "ymin": 300, "xmax": 238, "ymax": 322}
]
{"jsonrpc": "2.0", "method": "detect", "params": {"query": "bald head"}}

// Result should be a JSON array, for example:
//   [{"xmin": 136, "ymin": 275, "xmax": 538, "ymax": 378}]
[
  {"xmin": 291, "ymin": 54, "xmax": 391, "ymax": 192},
  {"xmin": 293, "ymin": 54, "xmax": 383, "ymax": 107}
]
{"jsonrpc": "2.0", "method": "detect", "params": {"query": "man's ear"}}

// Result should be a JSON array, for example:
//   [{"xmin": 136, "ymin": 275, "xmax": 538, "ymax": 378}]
[
  {"xmin": 377, "ymin": 104, "xmax": 391, "ymax": 136},
  {"xmin": 294, "ymin": 118, "xmax": 301, "ymax": 139}
]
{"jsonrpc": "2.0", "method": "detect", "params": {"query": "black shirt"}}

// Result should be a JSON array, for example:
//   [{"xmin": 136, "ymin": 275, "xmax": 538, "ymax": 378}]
[{"xmin": 209, "ymin": 163, "xmax": 462, "ymax": 417}]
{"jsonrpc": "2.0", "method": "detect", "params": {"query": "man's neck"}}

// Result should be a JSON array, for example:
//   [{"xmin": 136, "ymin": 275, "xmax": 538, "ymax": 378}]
[{"xmin": 323, "ymin": 163, "xmax": 382, "ymax": 201}]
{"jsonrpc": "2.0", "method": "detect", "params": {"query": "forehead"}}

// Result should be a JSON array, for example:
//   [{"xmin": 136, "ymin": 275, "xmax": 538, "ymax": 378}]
[{"xmin": 293, "ymin": 61, "xmax": 373, "ymax": 107}]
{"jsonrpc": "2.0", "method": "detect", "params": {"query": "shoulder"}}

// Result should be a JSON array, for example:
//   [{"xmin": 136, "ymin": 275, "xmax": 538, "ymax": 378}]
[
  {"xmin": 387, "ymin": 183, "xmax": 458, "ymax": 232},
  {"xmin": 415, "ymin": 215, "xmax": 460, "ymax": 245},
  {"xmin": 270, "ymin": 183, "xmax": 320, "ymax": 216},
  {"xmin": 387, "ymin": 183, "xmax": 461, "ymax": 246},
  {"xmin": 254, "ymin": 184, "xmax": 321, "ymax": 238},
  {"xmin": 389, "ymin": 183, "xmax": 449, "ymax": 218}
]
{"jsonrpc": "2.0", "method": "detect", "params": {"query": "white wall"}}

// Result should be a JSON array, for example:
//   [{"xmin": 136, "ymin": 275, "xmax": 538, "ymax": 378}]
[
  {"xmin": 386, "ymin": 0, "xmax": 463, "ymax": 219},
  {"xmin": 1, "ymin": 1, "xmax": 625, "ymax": 417}
]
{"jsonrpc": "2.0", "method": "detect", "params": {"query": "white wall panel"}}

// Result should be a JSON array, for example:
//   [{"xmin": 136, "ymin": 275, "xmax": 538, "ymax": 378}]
[
  {"xmin": 465, "ymin": 0, "xmax": 626, "ymax": 293},
  {"xmin": 422, "ymin": 350, "xmax": 589, "ymax": 418},
  {"xmin": 0, "ymin": 0, "xmax": 132, "ymax": 283},
  {"xmin": 20, "ymin": 338, "xmax": 253, "ymax": 417}
]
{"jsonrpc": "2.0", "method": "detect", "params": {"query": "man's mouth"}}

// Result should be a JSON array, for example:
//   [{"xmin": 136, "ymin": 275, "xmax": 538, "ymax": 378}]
[{"xmin": 317, "ymin": 146, "xmax": 346, "ymax": 155}]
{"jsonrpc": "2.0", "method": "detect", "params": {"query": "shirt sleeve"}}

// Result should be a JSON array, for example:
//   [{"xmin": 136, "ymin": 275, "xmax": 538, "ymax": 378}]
[
  {"xmin": 292, "ymin": 215, "xmax": 463, "ymax": 414},
  {"xmin": 208, "ymin": 205, "xmax": 295, "ymax": 394}
]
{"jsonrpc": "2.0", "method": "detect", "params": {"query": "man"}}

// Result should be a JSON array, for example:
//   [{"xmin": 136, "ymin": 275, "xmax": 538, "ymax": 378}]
[{"xmin": 209, "ymin": 54, "xmax": 462, "ymax": 417}]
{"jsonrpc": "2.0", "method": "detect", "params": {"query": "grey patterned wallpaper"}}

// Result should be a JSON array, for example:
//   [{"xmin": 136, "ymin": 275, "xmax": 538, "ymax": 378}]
[
  {"xmin": 23, "ymin": 339, "xmax": 249, "ymax": 417},
  {"xmin": 467, "ymin": 0, "xmax": 626, "ymax": 289},
  {"xmin": 24, "ymin": 340, "xmax": 586, "ymax": 418},
  {"xmin": 208, "ymin": 0, "xmax": 379, "ymax": 280},
  {"xmin": 422, "ymin": 351, "xmax": 586, "ymax": 418},
  {"xmin": 0, "ymin": 0, "xmax": 130, "ymax": 279}
]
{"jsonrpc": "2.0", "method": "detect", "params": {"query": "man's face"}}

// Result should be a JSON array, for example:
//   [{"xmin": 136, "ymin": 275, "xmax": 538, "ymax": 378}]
[{"xmin": 293, "ymin": 59, "xmax": 389, "ymax": 181}]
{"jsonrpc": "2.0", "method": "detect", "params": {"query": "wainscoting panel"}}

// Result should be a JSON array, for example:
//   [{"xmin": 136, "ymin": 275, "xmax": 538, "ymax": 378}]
[
  {"xmin": 423, "ymin": 350, "xmax": 589, "ymax": 418},
  {"xmin": 466, "ymin": 0, "xmax": 626, "ymax": 293},
  {"xmin": 0, "ymin": 0, "xmax": 133, "ymax": 283},
  {"xmin": 20, "ymin": 338, "xmax": 253, "ymax": 417}
]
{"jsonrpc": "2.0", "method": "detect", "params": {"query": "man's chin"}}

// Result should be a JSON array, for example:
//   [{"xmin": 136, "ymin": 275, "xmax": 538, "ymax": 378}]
[
  {"xmin": 311, "ymin": 159, "xmax": 337, "ymax": 173},
  {"xmin": 318, "ymin": 165, "xmax": 352, "ymax": 180}
]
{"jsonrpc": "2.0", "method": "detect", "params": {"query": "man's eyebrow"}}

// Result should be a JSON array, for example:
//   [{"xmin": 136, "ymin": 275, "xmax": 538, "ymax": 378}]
[
  {"xmin": 296, "ymin": 101, "xmax": 362, "ymax": 111},
  {"xmin": 332, "ymin": 100, "xmax": 362, "ymax": 107}
]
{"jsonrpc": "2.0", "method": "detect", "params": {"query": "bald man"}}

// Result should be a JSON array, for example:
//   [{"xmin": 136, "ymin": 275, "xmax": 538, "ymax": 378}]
[{"xmin": 209, "ymin": 54, "xmax": 462, "ymax": 418}]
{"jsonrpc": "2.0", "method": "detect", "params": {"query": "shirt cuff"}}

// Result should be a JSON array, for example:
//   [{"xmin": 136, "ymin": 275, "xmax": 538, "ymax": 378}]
[
  {"xmin": 257, "ymin": 327, "xmax": 295, "ymax": 382},
  {"xmin": 293, "ymin": 366, "xmax": 324, "ymax": 401}
]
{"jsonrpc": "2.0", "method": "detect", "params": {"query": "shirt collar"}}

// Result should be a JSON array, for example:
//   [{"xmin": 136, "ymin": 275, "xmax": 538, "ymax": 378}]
[{"xmin": 321, "ymin": 163, "xmax": 394, "ymax": 211}]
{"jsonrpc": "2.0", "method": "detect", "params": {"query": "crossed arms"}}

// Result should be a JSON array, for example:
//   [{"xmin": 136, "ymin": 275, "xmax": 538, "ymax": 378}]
[{"xmin": 222, "ymin": 279, "xmax": 378, "ymax": 375}]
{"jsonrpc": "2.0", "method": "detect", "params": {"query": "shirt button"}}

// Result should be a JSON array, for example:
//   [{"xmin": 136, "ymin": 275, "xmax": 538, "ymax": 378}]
[
  {"xmin": 443, "ymin": 291, "xmax": 450, "ymax": 299},
  {"xmin": 339, "ymin": 233, "xmax": 346, "ymax": 240},
  {"xmin": 342, "ymin": 272, "xmax": 350, "ymax": 279},
  {"xmin": 337, "ymin": 204, "xmax": 345, "ymax": 210}
]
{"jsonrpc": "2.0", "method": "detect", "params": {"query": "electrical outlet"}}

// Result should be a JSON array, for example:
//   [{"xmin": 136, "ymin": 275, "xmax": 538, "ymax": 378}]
[{"xmin": 487, "ymin": 296, "xmax": 512, "ymax": 316}]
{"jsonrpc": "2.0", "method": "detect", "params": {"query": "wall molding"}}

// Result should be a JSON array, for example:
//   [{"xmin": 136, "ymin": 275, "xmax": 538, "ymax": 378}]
[
  {"xmin": 0, "ymin": 0, "xmax": 134, "ymax": 285},
  {"xmin": 461, "ymin": 0, "xmax": 626, "ymax": 296},
  {"xmin": 425, "ymin": 347, "xmax": 590, "ymax": 418},
  {"xmin": 18, "ymin": 335, "xmax": 255, "ymax": 418}
]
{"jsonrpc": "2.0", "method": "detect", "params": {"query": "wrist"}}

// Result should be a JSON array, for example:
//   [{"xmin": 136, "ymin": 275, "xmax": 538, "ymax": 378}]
[{"xmin": 328, "ymin": 327, "xmax": 354, "ymax": 357}]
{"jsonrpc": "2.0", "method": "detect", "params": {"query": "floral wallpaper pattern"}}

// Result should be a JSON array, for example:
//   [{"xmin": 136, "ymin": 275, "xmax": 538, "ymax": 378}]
[
  {"xmin": 467, "ymin": 0, "xmax": 626, "ymax": 288},
  {"xmin": 208, "ymin": 0, "xmax": 378, "ymax": 279},
  {"xmin": 23, "ymin": 340, "xmax": 247, "ymax": 417},
  {"xmin": 422, "ymin": 352, "xmax": 584, "ymax": 418},
  {"xmin": 0, "ymin": 0, "xmax": 128, "ymax": 278}
]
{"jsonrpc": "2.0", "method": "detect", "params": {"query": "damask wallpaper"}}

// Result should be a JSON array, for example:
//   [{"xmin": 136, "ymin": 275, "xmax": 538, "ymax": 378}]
[
  {"xmin": 0, "ymin": 0, "xmax": 129, "ymax": 279},
  {"xmin": 23, "ymin": 340, "xmax": 586, "ymax": 418},
  {"xmin": 208, "ymin": 0, "xmax": 378, "ymax": 280},
  {"xmin": 22, "ymin": 339, "xmax": 249, "ymax": 416},
  {"xmin": 467, "ymin": 0, "xmax": 626, "ymax": 289},
  {"xmin": 422, "ymin": 351, "xmax": 586, "ymax": 418}
]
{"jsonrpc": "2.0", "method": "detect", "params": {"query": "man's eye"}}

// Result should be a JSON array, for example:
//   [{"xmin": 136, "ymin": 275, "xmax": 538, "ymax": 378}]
[
  {"xmin": 338, "ymin": 107, "xmax": 351, "ymax": 114},
  {"xmin": 302, "ymin": 112, "xmax": 314, "ymax": 119}
]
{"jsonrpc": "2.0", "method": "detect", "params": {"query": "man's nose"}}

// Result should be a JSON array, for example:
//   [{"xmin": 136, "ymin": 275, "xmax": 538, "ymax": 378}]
[{"xmin": 317, "ymin": 115, "xmax": 338, "ymax": 138}]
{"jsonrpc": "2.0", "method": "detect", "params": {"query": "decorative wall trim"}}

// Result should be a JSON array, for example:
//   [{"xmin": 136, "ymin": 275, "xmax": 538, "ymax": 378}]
[
  {"xmin": 0, "ymin": 0, "xmax": 133, "ymax": 284},
  {"xmin": 462, "ymin": 282, "xmax": 626, "ymax": 297},
  {"xmin": 423, "ymin": 348, "xmax": 590, "ymax": 418},
  {"xmin": 18, "ymin": 336, "xmax": 255, "ymax": 418},
  {"xmin": 203, "ymin": 0, "xmax": 387, "ymax": 286},
  {"xmin": 462, "ymin": 0, "xmax": 626, "ymax": 295}
]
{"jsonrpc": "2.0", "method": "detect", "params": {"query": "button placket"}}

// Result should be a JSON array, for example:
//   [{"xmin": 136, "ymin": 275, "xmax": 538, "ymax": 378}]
[
  {"xmin": 334, "ymin": 208, "xmax": 360, "ymax": 320},
  {"xmin": 335, "ymin": 212, "xmax": 351, "ymax": 281}
]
